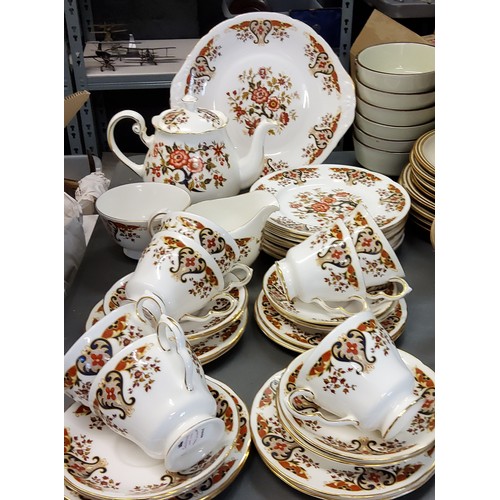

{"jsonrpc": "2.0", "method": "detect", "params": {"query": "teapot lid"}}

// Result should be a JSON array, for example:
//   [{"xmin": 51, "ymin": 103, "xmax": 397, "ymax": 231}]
[{"xmin": 153, "ymin": 95, "xmax": 227, "ymax": 133}]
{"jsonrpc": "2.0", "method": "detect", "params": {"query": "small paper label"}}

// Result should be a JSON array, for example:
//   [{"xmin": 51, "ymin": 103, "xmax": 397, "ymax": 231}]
[{"xmin": 177, "ymin": 426, "xmax": 206, "ymax": 451}]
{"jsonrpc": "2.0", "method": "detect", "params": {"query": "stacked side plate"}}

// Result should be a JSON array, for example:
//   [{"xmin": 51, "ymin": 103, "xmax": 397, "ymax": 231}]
[
  {"xmin": 251, "ymin": 164, "xmax": 411, "ymax": 259},
  {"xmin": 398, "ymin": 130, "xmax": 435, "ymax": 233}
]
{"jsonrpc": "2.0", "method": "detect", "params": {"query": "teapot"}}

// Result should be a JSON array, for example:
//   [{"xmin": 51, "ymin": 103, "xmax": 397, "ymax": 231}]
[{"xmin": 107, "ymin": 95, "xmax": 277, "ymax": 202}]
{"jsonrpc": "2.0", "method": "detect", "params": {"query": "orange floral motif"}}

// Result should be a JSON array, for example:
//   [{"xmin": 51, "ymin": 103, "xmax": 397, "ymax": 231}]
[
  {"xmin": 169, "ymin": 149, "xmax": 190, "ymax": 169},
  {"xmin": 145, "ymin": 141, "xmax": 230, "ymax": 192},
  {"xmin": 227, "ymin": 66, "xmax": 299, "ymax": 137}
]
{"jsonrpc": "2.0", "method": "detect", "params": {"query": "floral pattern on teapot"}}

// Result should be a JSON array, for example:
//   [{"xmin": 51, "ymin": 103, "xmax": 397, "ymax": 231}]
[
  {"xmin": 145, "ymin": 140, "xmax": 231, "ymax": 193},
  {"xmin": 160, "ymin": 108, "xmax": 224, "ymax": 132}
]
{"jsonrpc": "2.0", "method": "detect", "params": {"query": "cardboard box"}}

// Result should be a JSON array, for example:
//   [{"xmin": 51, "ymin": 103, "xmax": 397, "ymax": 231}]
[
  {"xmin": 64, "ymin": 90, "xmax": 90, "ymax": 127},
  {"xmin": 350, "ymin": 9, "xmax": 434, "ymax": 79}
]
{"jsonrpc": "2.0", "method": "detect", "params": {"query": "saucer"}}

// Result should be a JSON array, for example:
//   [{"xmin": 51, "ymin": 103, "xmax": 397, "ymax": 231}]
[
  {"xmin": 65, "ymin": 376, "xmax": 250, "ymax": 499},
  {"xmin": 192, "ymin": 309, "xmax": 248, "ymax": 364},
  {"xmin": 276, "ymin": 349, "xmax": 435, "ymax": 465},
  {"xmin": 263, "ymin": 264, "xmax": 395, "ymax": 327},
  {"xmin": 85, "ymin": 300, "xmax": 105, "ymax": 331},
  {"xmin": 255, "ymin": 290, "xmax": 406, "ymax": 352},
  {"xmin": 182, "ymin": 284, "xmax": 248, "ymax": 340},
  {"xmin": 250, "ymin": 371, "xmax": 435, "ymax": 499},
  {"xmin": 87, "ymin": 279, "xmax": 247, "ymax": 340}
]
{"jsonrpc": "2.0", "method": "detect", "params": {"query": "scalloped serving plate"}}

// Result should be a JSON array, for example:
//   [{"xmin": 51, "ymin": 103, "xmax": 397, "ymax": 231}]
[{"xmin": 170, "ymin": 12, "xmax": 355, "ymax": 175}]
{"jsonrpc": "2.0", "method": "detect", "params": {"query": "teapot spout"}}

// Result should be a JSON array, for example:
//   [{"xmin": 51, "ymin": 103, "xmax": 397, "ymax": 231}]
[{"xmin": 238, "ymin": 118, "xmax": 278, "ymax": 190}]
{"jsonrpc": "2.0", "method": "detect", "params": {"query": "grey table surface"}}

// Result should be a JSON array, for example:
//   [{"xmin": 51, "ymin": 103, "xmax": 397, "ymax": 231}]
[{"xmin": 64, "ymin": 151, "xmax": 435, "ymax": 499}]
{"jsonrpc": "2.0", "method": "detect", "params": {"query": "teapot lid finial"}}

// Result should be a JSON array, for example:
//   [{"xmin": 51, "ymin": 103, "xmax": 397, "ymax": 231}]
[{"xmin": 181, "ymin": 94, "xmax": 198, "ymax": 112}]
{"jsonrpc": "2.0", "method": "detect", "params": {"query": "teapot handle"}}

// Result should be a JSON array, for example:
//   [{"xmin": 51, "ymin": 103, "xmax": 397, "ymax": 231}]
[{"xmin": 106, "ymin": 110, "xmax": 154, "ymax": 176}]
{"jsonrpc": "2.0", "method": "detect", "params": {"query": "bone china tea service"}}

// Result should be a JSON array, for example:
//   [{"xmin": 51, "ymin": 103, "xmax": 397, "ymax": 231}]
[{"xmin": 66, "ymin": 11, "xmax": 435, "ymax": 499}]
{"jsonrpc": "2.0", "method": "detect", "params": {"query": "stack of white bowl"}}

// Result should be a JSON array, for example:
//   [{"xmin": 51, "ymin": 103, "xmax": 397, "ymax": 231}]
[{"xmin": 353, "ymin": 42, "xmax": 435, "ymax": 178}]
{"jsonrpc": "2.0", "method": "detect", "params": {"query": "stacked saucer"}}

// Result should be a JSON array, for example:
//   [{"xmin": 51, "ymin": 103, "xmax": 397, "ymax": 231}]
[
  {"xmin": 85, "ymin": 270, "xmax": 249, "ymax": 365},
  {"xmin": 398, "ymin": 130, "xmax": 435, "ymax": 233},
  {"xmin": 255, "ymin": 263, "xmax": 407, "ymax": 352},
  {"xmin": 64, "ymin": 376, "xmax": 251, "ymax": 500},
  {"xmin": 250, "ymin": 349, "xmax": 435, "ymax": 499},
  {"xmin": 250, "ymin": 165, "xmax": 411, "ymax": 258}
]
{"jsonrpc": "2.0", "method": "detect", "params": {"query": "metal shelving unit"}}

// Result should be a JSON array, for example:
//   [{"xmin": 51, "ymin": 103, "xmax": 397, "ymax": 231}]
[{"xmin": 64, "ymin": 0, "xmax": 99, "ymax": 154}]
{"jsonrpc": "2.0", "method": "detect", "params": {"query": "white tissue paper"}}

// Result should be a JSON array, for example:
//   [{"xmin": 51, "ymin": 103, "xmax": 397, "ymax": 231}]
[
  {"xmin": 65, "ymin": 171, "xmax": 110, "ymax": 291},
  {"xmin": 64, "ymin": 193, "xmax": 86, "ymax": 293},
  {"xmin": 75, "ymin": 171, "xmax": 111, "ymax": 215}
]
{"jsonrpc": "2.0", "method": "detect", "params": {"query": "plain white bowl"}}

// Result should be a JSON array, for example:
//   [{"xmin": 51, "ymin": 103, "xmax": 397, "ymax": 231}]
[
  {"xmin": 96, "ymin": 182, "xmax": 191, "ymax": 259},
  {"xmin": 355, "ymin": 112, "xmax": 435, "ymax": 141},
  {"xmin": 353, "ymin": 135, "xmax": 409, "ymax": 177},
  {"xmin": 355, "ymin": 77, "xmax": 435, "ymax": 110},
  {"xmin": 356, "ymin": 97, "xmax": 435, "ymax": 127},
  {"xmin": 356, "ymin": 42, "xmax": 435, "ymax": 94},
  {"xmin": 353, "ymin": 124, "xmax": 415, "ymax": 153}
]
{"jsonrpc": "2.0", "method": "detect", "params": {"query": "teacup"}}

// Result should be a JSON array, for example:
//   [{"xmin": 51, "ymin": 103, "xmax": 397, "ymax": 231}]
[
  {"xmin": 126, "ymin": 230, "xmax": 233, "ymax": 321},
  {"xmin": 285, "ymin": 309, "xmax": 424, "ymax": 440},
  {"xmin": 344, "ymin": 204, "xmax": 411, "ymax": 301},
  {"xmin": 64, "ymin": 297, "xmax": 163, "ymax": 405},
  {"xmin": 275, "ymin": 219, "xmax": 366, "ymax": 307},
  {"xmin": 148, "ymin": 210, "xmax": 240, "ymax": 274},
  {"xmin": 88, "ymin": 315, "xmax": 226, "ymax": 472}
]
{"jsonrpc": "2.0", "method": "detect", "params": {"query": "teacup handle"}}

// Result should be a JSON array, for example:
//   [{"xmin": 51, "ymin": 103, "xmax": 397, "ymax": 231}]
[
  {"xmin": 157, "ymin": 315, "xmax": 195, "ymax": 391},
  {"xmin": 366, "ymin": 277, "xmax": 412, "ymax": 302},
  {"xmin": 147, "ymin": 209, "xmax": 173, "ymax": 237},
  {"xmin": 135, "ymin": 293, "xmax": 166, "ymax": 327},
  {"xmin": 287, "ymin": 388, "xmax": 359, "ymax": 428},
  {"xmin": 310, "ymin": 295, "xmax": 368, "ymax": 316},
  {"xmin": 222, "ymin": 263, "xmax": 253, "ymax": 291},
  {"xmin": 180, "ymin": 292, "xmax": 238, "ymax": 322}
]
